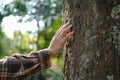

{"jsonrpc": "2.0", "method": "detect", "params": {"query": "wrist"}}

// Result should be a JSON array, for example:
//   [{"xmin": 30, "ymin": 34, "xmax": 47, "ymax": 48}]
[{"xmin": 47, "ymin": 48, "xmax": 56, "ymax": 57}]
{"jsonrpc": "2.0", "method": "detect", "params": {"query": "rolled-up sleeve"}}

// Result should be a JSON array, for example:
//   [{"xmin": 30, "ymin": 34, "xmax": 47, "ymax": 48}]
[{"xmin": 0, "ymin": 49, "xmax": 51, "ymax": 80}]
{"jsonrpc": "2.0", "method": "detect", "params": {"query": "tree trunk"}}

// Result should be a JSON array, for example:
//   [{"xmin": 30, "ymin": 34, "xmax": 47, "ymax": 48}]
[{"xmin": 63, "ymin": 0, "xmax": 120, "ymax": 80}]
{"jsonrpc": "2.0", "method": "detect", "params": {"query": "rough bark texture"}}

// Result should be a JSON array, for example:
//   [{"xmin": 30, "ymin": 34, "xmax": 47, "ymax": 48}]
[{"xmin": 63, "ymin": 0, "xmax": 120, "ymax": 80}]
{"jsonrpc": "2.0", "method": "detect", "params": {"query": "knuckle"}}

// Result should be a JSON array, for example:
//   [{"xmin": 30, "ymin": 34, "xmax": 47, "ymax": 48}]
[
  {"xmin": 63, "ymin": 24, "xmax": 66, "ymax": 28},
  {"xmin": 62, "ymin": 29, "xmax": 66, "ymax": 33}
]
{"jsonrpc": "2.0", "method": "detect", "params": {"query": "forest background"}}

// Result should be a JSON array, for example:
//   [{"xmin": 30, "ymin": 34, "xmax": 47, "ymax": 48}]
[{"xmin": 0, "ymin": 0, "xmax": 62, "ymax": 80}]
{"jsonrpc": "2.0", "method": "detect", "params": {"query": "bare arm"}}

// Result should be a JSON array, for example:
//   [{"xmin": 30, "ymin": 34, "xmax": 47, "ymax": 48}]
[
  {"xmin": 48, "ymin": 21, "xmax": 74, "ymax": 56},
  {"xmin": 0, "ymin": 22, "xmax": 74, "ymax": 79}
]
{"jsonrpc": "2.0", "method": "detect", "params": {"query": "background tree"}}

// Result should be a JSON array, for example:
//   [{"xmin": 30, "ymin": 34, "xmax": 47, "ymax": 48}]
[
  {"xmin": 0, "ymin": 27, "xmax": 5, "ymax": 57},
  {"xmin": 2, "ymin": 0, "xmax": 62, "ymax": 49},
  {"xmin": 0, "ymin": 0, "xmax": 63, "ymax": 79},
  {"xmin": 0, "ymin": 26, "xmax": 15, "ymax": 58},
  {"xmin": 63, "ymin": 0, "xmax": 120, "ymax": 80}
]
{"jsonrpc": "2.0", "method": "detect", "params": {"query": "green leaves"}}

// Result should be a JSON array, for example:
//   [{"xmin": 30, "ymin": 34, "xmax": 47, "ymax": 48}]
[
  {"xmin": 14, "ymin": 0, "xmax": 27, "ymax": 16},
  {"xmin": 3, "ymin": 0, "xmax": 27, "ymax": 16},
  {"xmin": 0, "ymin": 0, "xmax": 63, "ymax": 79}
]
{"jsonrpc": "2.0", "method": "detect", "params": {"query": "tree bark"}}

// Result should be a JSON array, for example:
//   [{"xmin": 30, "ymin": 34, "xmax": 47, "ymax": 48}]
[{"xmin": 63, "ymin": 0, "xmax": 120, "ymax": 80}]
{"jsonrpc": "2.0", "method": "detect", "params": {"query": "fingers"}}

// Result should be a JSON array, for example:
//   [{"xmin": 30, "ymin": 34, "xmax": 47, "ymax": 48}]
[
  {"xmin": 48, "ymin": 22, "xmax": 74, "ymax": 57},
  {"xmin": 62, "ymin": 21, "xmax": 71, "ymax": 29},
  {"xmin": 63, "ymin": 31, "xmax": 74, "ymax": 43},
  {"xmin": 66, "ymin": 31, "xmax": 74, "ymax": 39},
  {"xmin": 56, "ymin": 21, "xmax": 71, "ymax": 35},
  {"xmin": 61, "ymin": 24, "xmax": 72, "ymax": 36},
  {"xmin": 56, "ymin": 22, "xmax": 70, "ymax": 32},
  {"xmin": 61, "ymin": 22, "xmax": 71, "ymax": 32},
  {"xmin": 55, "ymin": 26, "xmax": 63, "ymax": 35}
]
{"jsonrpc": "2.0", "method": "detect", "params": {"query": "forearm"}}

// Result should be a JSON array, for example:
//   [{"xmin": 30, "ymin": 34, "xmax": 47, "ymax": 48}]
[
  {"xmin": 0, "ymin": 49, "xmax": 51, "ymax": 79},
  {"xmin": 0, "ymin": 21, "xmax": 74, "ymax": 80}
]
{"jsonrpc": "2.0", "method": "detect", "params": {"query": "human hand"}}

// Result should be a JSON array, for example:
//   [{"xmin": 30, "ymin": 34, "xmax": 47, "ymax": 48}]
[{"xmin": 48, "ymin": 22, "xmax": 74, "ymax": 56}]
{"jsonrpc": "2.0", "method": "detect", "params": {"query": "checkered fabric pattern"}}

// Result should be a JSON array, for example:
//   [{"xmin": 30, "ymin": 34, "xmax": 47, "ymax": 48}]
[{"xmin": 0, "ymin": 49, "xmax": 51, "ymax": 80}]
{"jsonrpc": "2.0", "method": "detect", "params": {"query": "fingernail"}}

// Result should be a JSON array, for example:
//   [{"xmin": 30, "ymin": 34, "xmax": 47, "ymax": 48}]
[
  {"xmin": 70, "ymin": 31, "xmax": 74, "ymax": 33},
  {"xmin": 68, "ymin": 21, "xmax": 70, "ymax": 23},
  {"xmin": 70, "ymin": 24, "xmax": 72, "ymax": 26}
]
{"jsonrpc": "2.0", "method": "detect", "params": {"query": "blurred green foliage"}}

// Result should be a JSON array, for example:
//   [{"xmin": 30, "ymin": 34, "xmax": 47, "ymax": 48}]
[{"xmin": 0, "ymin": 0, "xmax": 63, "ymax": 80}]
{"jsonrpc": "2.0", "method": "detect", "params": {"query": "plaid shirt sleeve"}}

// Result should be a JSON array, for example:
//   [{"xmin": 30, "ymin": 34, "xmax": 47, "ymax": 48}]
[{"xmin": 0, "ymin": 49, "xmax": 51, "ymax": 80}]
